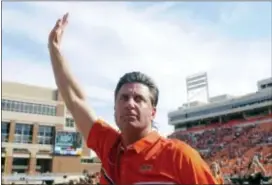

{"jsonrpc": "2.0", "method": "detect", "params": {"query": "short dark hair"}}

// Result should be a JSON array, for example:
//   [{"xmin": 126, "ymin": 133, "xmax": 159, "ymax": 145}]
[{"xmin": 114, "ymin": 71, "xmax": 159, "ymax": 107}]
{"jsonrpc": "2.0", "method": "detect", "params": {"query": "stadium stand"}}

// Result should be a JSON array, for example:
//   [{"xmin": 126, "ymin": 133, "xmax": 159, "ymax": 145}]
[
  {"xmin": 170, "ymin": 115, "xmax": 272, "ymax": 175},
  {"xmin": 169, "ymin": 114, "xmax": 272, "ymax": 181},
  {"xmin": 168, "ymin": 77, "xmax": 272, "ymax": 184}
]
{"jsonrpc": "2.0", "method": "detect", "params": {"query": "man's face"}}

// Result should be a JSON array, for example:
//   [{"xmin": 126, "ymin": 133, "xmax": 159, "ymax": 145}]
[{"xmin": 114, "ymin": 83, "xmax": 156, "ymax": 133}]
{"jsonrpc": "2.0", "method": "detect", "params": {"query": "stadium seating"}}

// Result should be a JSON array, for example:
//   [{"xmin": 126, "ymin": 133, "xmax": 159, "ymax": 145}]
[{"xmin": 169, "ymin": 115, "xmax": 272, "ymax": 176}]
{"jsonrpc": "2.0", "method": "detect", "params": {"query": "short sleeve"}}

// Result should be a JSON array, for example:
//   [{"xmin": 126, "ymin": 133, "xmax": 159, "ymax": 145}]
[
  {"xmin": 175, "ymin": 141, "xmax": 218, "ymax": 184},
  {"xmin": 86, "ymin": 119, "xmax": 120, "ymax": 161}
]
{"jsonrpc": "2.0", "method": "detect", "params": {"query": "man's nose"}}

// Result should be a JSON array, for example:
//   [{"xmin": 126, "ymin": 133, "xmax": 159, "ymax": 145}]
[{"xmin": 126, "ymin": 97, "xmax": 136, "ymax": 108}]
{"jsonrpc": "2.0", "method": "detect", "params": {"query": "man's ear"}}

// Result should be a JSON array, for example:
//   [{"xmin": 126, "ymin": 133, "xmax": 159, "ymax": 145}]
[{"xmin": 151, "ymin": 107, "xmax": 156, "ymax": 118}]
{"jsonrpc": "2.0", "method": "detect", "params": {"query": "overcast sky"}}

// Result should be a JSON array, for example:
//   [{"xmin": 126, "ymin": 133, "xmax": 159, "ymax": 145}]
[{"xmin": 2, "ymin": 2, "xmax": 271, "ymax": 136}]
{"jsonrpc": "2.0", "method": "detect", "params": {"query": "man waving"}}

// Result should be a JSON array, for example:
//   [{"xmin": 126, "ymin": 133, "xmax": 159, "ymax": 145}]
[{"xmin": 48, "ymin": 13, "xmax": 218, "ymax": 185}]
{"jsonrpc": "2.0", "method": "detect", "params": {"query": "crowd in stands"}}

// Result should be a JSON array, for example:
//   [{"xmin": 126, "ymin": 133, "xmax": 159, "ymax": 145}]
[
  {"xmin": 56, "ymin": 171, "xmax": 100, "ymax": 185},
  {"xmin": 169, "ymin": 115, "xmax": 272, "ymax": 176}
]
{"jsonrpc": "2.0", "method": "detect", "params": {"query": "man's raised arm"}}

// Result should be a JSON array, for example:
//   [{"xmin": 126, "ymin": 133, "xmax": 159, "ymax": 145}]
[{"xmin": 48, "ymin": 13, "xmax": 97, "ymax": 140}]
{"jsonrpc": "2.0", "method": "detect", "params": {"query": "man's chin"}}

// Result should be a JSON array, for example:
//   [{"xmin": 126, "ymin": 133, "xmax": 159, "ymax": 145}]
[
  {"xmin": 124, "ymin": 120, "xmax": 143, "ymax": 130},
  {"xmin": 127, "ymin": 120, "xmax": 139, "ymax": 127}
]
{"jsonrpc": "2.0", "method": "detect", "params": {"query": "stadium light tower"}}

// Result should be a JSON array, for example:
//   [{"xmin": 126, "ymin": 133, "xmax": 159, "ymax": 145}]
[{"xmin": 186, "ymin": 72, "xmax": 210, "ymax": 107}]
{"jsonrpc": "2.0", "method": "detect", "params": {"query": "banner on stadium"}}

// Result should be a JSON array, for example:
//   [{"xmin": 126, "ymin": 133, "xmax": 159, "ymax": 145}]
[{"xmin": 54, "ymin": 131, "xmax": 82, "ymax": 156}]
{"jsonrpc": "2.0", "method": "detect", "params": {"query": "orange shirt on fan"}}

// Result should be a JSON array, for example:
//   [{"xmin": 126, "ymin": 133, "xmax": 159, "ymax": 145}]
[{"xmin": 87, "ymin": 119, "xmax": 218, "ymax": 184}]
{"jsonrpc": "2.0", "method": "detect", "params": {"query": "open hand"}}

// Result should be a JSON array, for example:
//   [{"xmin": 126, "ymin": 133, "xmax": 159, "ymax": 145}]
[{"xmin": 48, "ymin": 13, "xmax": 69, "ymax": 50}]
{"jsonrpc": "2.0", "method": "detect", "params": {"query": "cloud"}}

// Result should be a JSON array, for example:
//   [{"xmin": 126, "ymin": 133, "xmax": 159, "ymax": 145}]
[{"xmin": 2, "ymin": 2, "xmax": 271, "ymax": 136}]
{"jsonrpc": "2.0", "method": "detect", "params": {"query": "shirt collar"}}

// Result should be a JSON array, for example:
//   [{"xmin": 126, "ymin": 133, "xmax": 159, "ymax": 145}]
[{"xmin": 120, "ymin": 131, "xmax": 161, "ymax": 154}]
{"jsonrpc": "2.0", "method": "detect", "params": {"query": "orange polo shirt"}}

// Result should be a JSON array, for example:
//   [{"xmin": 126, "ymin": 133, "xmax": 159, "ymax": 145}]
[{"xmin": 87, "ymin": 119, "xmax": 218, "ymax": 184}]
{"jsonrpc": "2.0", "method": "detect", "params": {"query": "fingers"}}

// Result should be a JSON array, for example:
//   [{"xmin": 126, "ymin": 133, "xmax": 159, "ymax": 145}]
[
  {"xmin": 62, "ymin": 13, "xmax": 69, "ymax": 30},
  {"xmin": 63, "ymin": 13, "xmax": 69, "ymax": 24},
  {"xmin": 61, "ymin": 13, "xmax": 69, "ymax": 27},
  {"xmin": 49, "ymin": 19, "xmax": 61, "ymax": 42},
  {"xmin": 48, "ymin": 13, "xmax": 69, "ymax": 49},
  {"xmin": 49, "ymin": 19, "xmax": 61, "ymax": 38},
  {"xmin": 56, "ymin": 19, "xmax": 62, "ymax": 28},
  {"xmin": 53, "ymin": 12, "xmax": 69, "ymax": 32}
]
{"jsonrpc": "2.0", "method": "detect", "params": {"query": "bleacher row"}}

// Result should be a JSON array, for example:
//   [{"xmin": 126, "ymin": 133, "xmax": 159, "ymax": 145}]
[{"xmin": 169, "ymin": 114, "xmax": 272, "ymax": 176}]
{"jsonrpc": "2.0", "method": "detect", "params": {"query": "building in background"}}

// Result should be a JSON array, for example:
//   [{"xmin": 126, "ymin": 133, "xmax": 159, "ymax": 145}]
[
  {"xmin": 1, "ymin": 81, "xmax": 100, "ymax": 175},
  {"xmin": 168, "ymin": 77, "xmax": 272, "ymax": 131}
]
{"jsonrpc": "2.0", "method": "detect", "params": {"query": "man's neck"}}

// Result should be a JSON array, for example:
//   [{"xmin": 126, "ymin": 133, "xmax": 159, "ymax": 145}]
[{"xmin": 121, "ymin": 128, "xmax": 152, "ymax": 147}]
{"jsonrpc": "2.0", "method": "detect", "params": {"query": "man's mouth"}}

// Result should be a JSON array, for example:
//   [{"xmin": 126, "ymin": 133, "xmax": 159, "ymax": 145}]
[
  {"xmin": 124, "ymin": 113, "xmax": 138, "ymax": 121},
  {"xmin": 126, "ymin": 114, "xmax": 137, "ymax": 117}
]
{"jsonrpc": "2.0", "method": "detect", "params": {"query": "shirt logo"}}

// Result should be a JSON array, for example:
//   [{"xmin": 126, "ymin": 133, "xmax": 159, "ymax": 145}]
[{"xmin": 139, "ymin": 164, "xmax": 153, "ymax": 172}]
